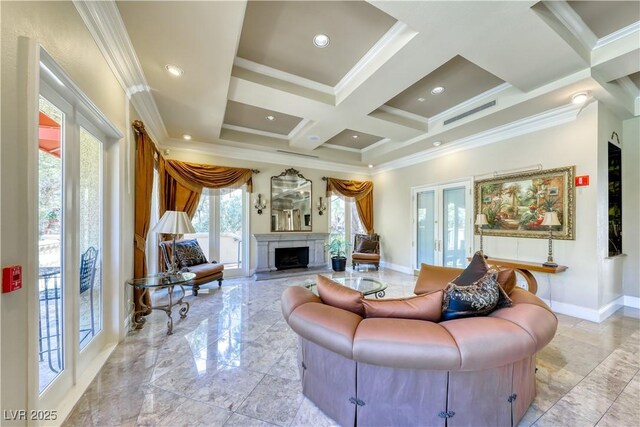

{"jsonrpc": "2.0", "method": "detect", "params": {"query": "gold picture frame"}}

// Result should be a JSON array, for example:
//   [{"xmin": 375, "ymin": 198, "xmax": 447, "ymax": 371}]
[{"xmin": 474, "ymin": 166, "xmax": 575, "ymax": 240}]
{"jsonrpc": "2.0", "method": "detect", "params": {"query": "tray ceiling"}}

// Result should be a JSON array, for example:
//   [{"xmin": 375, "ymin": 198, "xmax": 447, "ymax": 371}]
[
  {"xmin": 384, "ymin": 55, "xmax": 505, "ymax": 119},
  {"xmin": 223, "ymin": 100, "xmax": 303, "ymax": 136},
  {"xmin": 237, "ymin": 0, "xmax": 397, "ymax": 86},
  {"xmin": 325, "ymin": 129, "xmax": 384, "ymax": 150},
  {"xmin": 569, "ymin": 1, "xmax": 640, "ymax": 38}
]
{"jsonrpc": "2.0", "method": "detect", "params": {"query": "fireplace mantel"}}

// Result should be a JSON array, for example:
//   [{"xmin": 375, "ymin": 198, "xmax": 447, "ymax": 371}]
[{"xmin": 253, "ymin": 233, "xmax": 329, "ymax": 273}]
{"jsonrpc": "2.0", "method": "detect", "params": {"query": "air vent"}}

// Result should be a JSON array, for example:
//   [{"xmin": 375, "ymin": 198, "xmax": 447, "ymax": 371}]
[
  {"xmin": 443, "ymin": 100, "xmax": 496, "ymax": 125},
  {"xmin": 276, "ymin": 150, "xmax": 319, "ymax": 159}
]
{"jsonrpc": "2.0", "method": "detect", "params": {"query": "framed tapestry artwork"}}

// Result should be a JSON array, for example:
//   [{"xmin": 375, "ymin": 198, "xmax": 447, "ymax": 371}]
[{"xmin": 474, "ymin": 166, "xmax": 575, "ymax": 240}]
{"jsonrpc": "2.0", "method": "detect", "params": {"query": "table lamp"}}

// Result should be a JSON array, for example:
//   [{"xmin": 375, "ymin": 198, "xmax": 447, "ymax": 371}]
[
  {"xmin": 475, "ymin": 213, "xmax": 489, "ymax": 256},
  {"xmin": 541, "ymin": 211, "xmax": 561, "ymax": 267},
  {"xmin": 152, "ymin": 210, "xmax": 195, "ymax": 275}
]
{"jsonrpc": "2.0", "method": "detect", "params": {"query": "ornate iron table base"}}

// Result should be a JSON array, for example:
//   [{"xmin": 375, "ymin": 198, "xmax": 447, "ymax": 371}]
[{"xmin": 132, "ymin": 284, "xmax": 190, "ymax": 335}]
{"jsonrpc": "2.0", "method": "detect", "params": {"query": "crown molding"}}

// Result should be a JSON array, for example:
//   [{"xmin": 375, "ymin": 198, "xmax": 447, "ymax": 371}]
[
  {"xmin": 372, "ymin": 103, "xmax": 581, "ymax": 175},
  {"xmin": 360, "ymin": 137, "xmax": 391, "ymax": 153},
  {"xmin": 233, "ymin": 57, "xmax": 335, "ymax": 96},
  {"xmin": 221, "ymin": 124, "xmax": 289, "ymax": 140},
  {"xmin": 428, "ymin": 83, "xmax": 512, "ymax": 124},
  {"xmin": 377, "ymin": 104, "xmax": 429, "ymax": 124},
  {"xmin": 543, "ymin": 0, "xmax": 597, "ymax": 51},
  {"xmin": 334, "ymin": 21, "xmax": 416, "ymax": 104},
  {"xmin": 162, "ymin": 138, "xmax": 372, "ymax": 176},
  {"xmin": 617, "ymin": 76, "xmax": 640, "ymax": 100},
  {"xmin": 593, "ymin": 21, "xmax": 640, "ymax": 50},
  {"xmin": 323, "ymin": 143, "xmax": 361, "ymax": 153},
  {"xmin": 73, "ymin": 0, "xmax": 167, "ymax": 142}
]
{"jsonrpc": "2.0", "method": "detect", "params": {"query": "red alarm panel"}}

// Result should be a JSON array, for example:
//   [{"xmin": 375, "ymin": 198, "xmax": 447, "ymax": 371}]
[{"xmin": 2, "ymin": 265, "xmax": 22, "ymax": 293}]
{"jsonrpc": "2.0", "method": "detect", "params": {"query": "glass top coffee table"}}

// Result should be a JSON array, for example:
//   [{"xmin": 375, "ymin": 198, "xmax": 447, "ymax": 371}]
[{"xmin": 305, "ymin": 276, "xmax": 387, "ymax": 298}]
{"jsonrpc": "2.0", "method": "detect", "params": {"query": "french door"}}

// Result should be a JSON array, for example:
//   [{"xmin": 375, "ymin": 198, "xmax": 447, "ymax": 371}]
[
  {"xmin": 31, "ymin": 50, "xmax": 116, "ymax": 415},
  {"xmin": 412, "ymin": 181, "xmax": 472, "ymax": 270},
  {"xmin": 186, "ymin": 188, "xmax": 249, "ymax": 277}
]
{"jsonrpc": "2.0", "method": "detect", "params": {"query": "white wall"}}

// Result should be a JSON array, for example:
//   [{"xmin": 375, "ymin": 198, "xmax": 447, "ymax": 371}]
[
  {"xmin": 1, "ymin": 0, "xmax": 128, "ymax": 421},
  {"xmin": 164, "ymin": 149, "xmax": 370, "ymax": 272},
  {"xmin": 374, "ymin": 103, "xmax": 605, "ymax": 313},
  {"xmin": 622, "ymin": 116, "xmax": 640, "ymax": 299}
]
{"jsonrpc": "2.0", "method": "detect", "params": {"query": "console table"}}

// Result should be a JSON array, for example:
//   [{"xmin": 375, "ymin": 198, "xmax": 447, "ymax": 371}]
[{"xmin": 470, "ymin": 257, "xmax": 568, "ymax": 295}]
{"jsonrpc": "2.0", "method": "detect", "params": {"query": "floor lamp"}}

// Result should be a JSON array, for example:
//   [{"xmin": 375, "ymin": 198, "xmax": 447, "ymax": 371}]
[
  {"xmin": 153, "ymin": 210, "xmax": 196, "ymax": 275},
  {"xmin": 475, "ymin": 213, "xmax": 488, "ymax": 257},
  {"xmin": 542, "ymin": 211, "xmax": 561, "ymax": 267}
]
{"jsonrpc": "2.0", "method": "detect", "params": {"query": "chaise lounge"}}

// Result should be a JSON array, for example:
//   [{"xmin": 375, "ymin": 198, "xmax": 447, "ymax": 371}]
[{"xmin": 159, "ymin": 239, "xmax": 224, "ymax": 296}]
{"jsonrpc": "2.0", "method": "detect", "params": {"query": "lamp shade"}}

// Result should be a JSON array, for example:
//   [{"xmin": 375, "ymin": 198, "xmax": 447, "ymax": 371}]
[
  {"xmin": 152, "ymin": 210, "xmax": 195, "ymax": 235},
  {"xmin": 541, "ymin": 211, "xmax": 561, "ymax": 226},
  {"xmin": 475, "ymin": 213, "xmax": 488, "ymax": 226}
]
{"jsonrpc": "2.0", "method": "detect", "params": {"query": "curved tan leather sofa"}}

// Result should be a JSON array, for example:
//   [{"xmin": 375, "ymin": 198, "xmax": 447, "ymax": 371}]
[{"xmin": 281, "ymin": 283, "xmax": 557, "ymax": 427}]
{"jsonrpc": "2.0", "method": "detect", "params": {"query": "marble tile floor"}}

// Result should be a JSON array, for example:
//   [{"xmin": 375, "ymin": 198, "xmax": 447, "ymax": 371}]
[{"xmin": 64, "ymin": 269, "xmax": 640, "ymax": 427}]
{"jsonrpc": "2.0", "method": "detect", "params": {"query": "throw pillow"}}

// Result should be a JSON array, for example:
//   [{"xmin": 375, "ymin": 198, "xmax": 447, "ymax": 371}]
[
  {"xmin": 363, "ymin": 290, "xmax": 443, "ymax": 322},
  {"xmin": 414, "ymin": 263, "xmax": 463, "ymax": 295},
  {"xmin": 355, "ymin": 239, "xmax": 378, "ymax": 254},
  {"xmin": 494, "ymin": 269, "xmax": 515, "ymax": 309},
  {"xmin": 316, "ymin": 275, "xmax": 365, "ymax": 316},
  {"xmin": 441, "ymin": 270, "xmax": 500, "ymax": 321},
  {"xmin": 451, "ymin": 250, "xmax": 489, "ymax": 286},
  {"xmin": 173, "ymin": 239, "xmax": 207, "ymax": 268},
  {"xmin": 316, "ymin": 274, "xmax": 364, "ymax": 317}
]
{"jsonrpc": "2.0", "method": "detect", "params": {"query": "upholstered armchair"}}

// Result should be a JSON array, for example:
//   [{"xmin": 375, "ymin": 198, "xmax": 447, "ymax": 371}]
[
  {"xmin": 159, "ymin": 239, "xmax": 224, "ymax": 296},
  {"xmin": 351, "ymin": 233, "xmax": 380, "ymax": 271}
]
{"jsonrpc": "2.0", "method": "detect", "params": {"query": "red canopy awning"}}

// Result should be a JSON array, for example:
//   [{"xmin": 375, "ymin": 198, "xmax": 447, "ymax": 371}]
[{"xmin": 39, "ymin": 112, "xmax": 61, "ymax": 158}]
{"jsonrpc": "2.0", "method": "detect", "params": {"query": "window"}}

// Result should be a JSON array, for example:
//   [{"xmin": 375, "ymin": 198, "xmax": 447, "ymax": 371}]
[{"xmin": 329, "ymin": 195, "xmax": 365, "ymax": 262}]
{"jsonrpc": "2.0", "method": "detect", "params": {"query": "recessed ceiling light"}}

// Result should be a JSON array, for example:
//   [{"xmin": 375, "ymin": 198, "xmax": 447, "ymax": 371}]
[
  {"xmin": 368, "ymin": 164, "xmax": 373, "ymax": 168},
  {"xmin": 352, "ymin": 135, "xmax": 359, "ymax": 139},
  {"xmin": 313, "ymin": 33, "xmax": 330, "ymax": 48},
  {"xmin": 182, "ymin": 134, "xmax": 192, "ymax": 140},
  {"xmin": 165, "ymin": 64, "xmax": 184, "ymax": 77},
  {"xmin": 431, "ymin": 86, "xmax": 445, "ymax": 95},
  {"xmin": 433, "ymin": 141, "xmax": 442, "ymax": 147},
  {"xmin": 417, "ymin": 97, "xmax": 426, "ymax": 102},
  {"xmin": 571, "ymin": 92, "xmax": 589, "ymax": 105},
  {"xmin": 266, "ymin": 115, "xmax": 275, "ymax": 121}
]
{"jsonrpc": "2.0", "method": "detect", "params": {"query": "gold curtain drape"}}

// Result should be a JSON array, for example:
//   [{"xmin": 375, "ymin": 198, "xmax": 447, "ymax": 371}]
[
  {"xmin": 132, "ymin": 120, "xmax": 256, "ymax": 315},
  {"xmin": 326, "ymin": 178, "xmax": 374, "ymax": 233},
  {"xmin": 132, "ymin": 120, "xmax": 156, "ymax": 312},
  {"xmin": 157, "ymin": 157, "xmax": 254, "ymax": 218}
]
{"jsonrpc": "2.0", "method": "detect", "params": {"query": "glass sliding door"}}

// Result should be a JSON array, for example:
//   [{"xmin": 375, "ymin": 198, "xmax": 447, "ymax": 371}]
[
  {"xmin": 78, "ymin": 127, "xmax": 103, "ymax": 349},
  {"xmin": 413, "ymin": 181, "xmax": 471, "ymax": 270},
  {"xmin": 38, "ymin": 96, "xmax": 65, "ymax": 392}
]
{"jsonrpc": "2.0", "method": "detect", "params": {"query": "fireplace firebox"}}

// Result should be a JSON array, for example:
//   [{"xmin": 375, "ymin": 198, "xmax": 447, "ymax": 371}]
[{"xmin": 275, "ymin": 247, "xmax": 309, "ymax": 270}]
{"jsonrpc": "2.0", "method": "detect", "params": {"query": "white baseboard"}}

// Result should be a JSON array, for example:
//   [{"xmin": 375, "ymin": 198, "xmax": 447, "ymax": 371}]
[
  {"xmin": 380, "ymin": 261, "xmax": 413, "ymax": 275},
  {"xmin": 543, "ymin": 295, "xmax": 633, "ymax": 323},
  {"xmin": 624, "ymin": 295, "xmax": 640, "ymax": 309},
  {"xmin": 58, "ymin": 343, "xmax": 117, "ymax": 425}
]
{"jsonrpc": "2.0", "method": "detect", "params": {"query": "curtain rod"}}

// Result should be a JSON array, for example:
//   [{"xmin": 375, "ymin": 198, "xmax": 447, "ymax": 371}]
[
  {"xmin": 322, "ymin": 177, "xmax": 328, "ymax": 181},
  {"xmin": 252, "ymin": 169, "xmax": 260, "ymax": 173}
]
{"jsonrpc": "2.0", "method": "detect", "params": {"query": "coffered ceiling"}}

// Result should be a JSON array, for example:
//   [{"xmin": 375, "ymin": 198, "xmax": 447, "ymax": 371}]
[{"xmin": 89, "ymin": 0, "xmax": 639, "ymax": 172}]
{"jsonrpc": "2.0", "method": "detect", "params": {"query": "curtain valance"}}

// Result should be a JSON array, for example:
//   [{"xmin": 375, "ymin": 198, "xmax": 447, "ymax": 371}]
[{"xmin": 325, "ymin": 178, "xmax": 374, "ymax": 233}]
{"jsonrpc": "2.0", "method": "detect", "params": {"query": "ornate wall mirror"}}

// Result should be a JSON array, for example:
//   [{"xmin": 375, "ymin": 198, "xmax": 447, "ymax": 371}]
[{"xmin": 271, "ymin": 168, "xmax": 312, "ymax": 232}]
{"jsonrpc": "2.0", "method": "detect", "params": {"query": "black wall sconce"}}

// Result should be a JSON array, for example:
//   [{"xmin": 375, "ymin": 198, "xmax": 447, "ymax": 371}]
[
  {"xmin": 254, "ymin": 194, "xmax": 267, "ymax": 215},
  {"xmin": 317, "ymin": 196, "xmax": 327, "ymax": 215}
]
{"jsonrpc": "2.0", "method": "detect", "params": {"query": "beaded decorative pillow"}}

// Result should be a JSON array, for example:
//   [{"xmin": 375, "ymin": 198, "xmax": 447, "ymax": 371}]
[
  {"xmin": 441, "ymin": 270, "xmax": 500, "ymax": 321},
  {"xmin": 173, "ymin": 239, "xmax": 207, "ymax": 268}
]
